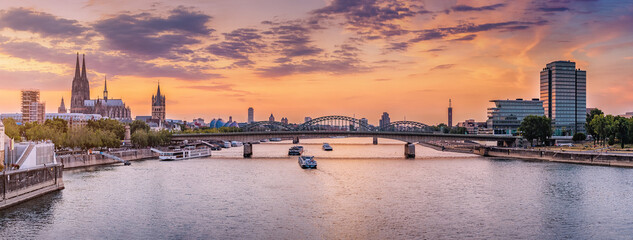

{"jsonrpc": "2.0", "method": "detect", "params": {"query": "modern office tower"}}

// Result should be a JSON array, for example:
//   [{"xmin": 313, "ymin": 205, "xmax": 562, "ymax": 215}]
[
  {"xmin": 248, "ymin": 107, "xmax": 254, "ymax": 123},
  {"xmin": 540, "ymin": 61, "xmax": 586, "ymax": 135},
  {"xmin": 487, "ymin": 98, "xmax": 545, "ymax": 135},
  {"xmin": 448, "ymin": 99, "xmax": 453, "ymax": 127},
  {"xmin": 21, "ymin": 90, "xmax": 45, "ymax": 124},
  {"xmin": 379, "ymin": 112, "xmax": 390, "ymax": 129},
  {"xmin": 152, "ymin": 82, "xmax": 166, "ymax": 122}
]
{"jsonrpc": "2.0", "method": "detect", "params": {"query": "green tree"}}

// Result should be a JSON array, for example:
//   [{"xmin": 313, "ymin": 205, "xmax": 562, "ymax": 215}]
[
  {"xmin": 572, "ymin": 132, "xmax": 586, "ymax": 142},
  {"xmin": 590, "ymin": 114, "xmax": 607, "ymax": 146},
  {"xmin": 131, "ymin": 130, "xmax": 149, "ymax": 148},
  {"xmin": 2, "ymin": 118, "xmax": 22, "ymax": 141},
  {"xmin": 586, "ymin": 108, "xmax": 603, "ymax": 143},
  {"xmin": 87, "ymin": 119, "xmax": 125, "ymax": 139},
  {"xmin": 518, "ymin": 115, "xmax": 552, "ymax": 146},
  {"xmin": 44, "ymin": 118, "xmax": 68, "ymax": 133},
  {"xmin": 130, "ymin": 120, "xmax": 150, "ymax": 134}
]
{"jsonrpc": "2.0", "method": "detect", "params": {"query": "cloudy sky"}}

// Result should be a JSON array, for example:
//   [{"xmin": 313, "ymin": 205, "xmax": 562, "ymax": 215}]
[{"xmin": 0, "ymin": 0, "xmax": 632, "ymax": 125}]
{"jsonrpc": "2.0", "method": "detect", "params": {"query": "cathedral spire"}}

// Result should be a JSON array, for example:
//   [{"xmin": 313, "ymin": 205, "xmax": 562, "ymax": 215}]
[
  {"xmin": 74, "ymin": 53, "xmax": 80, "ymax": 79},
  {"xmin": 81, "ymin": 54, "xmax": 87, "ymax": 80},
  {"xmin": 103, "ymin": 76, "xmax": 108, "ymax": 101},
  {"xmin": 156, "ymin": 80, "xmax": 161, "ymax": 97}
]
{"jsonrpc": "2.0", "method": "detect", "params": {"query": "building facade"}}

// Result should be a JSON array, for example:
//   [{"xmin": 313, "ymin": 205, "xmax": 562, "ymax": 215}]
[
  {"xmin": 21, "ymin": 90, "xmax": 45, "ymax": 124},
  {"xmin": 540, "ymin": 61, "xmax": 586, "ymax": 135},
  {"xmin": 487, "ymin": 98, "xmax": 545, "ymax": 135},
  {"xmin": 69, "ymin": 54, "xmax": 132, "ymax": 121},
  {"xmin": 248, "ymin": 107, "xmax": 254, "ymax": 123},
  {"xmin": 379, "ymin": 112, "xmax": 390, "ymax": 129},
  {"xmin": 269, "ymin": 114, "xmax": 275, "ymax": 122},
  {"xmin": 152, "ymin": 83, "xmax": 166, "ymax": 122},
  {"xmin": 58, "ymin": 97, "xmax": 67, "ymax": 113}
]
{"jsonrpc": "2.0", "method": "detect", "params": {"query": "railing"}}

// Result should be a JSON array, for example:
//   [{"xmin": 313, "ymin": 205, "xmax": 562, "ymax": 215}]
[{"xmin": 1, "ymin": 163, "xmax": 63, "ymax": 201}]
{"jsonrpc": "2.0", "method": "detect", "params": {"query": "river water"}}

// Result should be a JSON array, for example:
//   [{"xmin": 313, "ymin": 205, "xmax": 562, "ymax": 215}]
[{"xmin": 2, "ymin": 138, "xmax": 633, "ymax": 239}]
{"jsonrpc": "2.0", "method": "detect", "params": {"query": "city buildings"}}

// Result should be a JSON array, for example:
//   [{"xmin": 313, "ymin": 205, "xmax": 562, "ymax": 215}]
[
  {"xmin": 69, "ymin": 54, "xmax": 132, "ymax": 121},
  {"xmin": 360, "ymin": 118, "xmax": 369, "ymax": 131},
  {"xmin": 45, "ymin": 113, "xmax": 103, "ymax": 129},
  {"xmin": 487, "ymin": 98, "xmax": 545, "ymax": 135},
  {"xmin": 281, "ymin": 117, "xmax": 289, "ymax": 125},
  {"xmin": 379, "ymin": 112, "xmax": 390, "ymax": 129},
  {"xmin": 540, "ymin": 61, "xmax": 586, "ymax": 135},
  {"xmin": 269, "ymin": 114, "xmax": 275, "ymax": 122},
  {"xmin": 21, "ymin": 90, "xmax": 45, "ymax": 124},
  {"xmin": 448, "ymin": 99, "xmax": 453, "ymax": 127},
  {"xmin": 248, "ymin": 107, "xmax": 254, "ymax": 123},
  {"xmin": 457, "ymin": 119, "xmax": 486, "ymax": 135},
  {"xmin": 152, "ymin": 83, "xmax": 166, "ymax": 122}
]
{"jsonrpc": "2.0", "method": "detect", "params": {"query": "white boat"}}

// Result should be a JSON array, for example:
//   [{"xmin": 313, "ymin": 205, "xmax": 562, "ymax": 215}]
[{"xmin": 159, "ymin": 146, "xmax": 211, "ymax": 161}]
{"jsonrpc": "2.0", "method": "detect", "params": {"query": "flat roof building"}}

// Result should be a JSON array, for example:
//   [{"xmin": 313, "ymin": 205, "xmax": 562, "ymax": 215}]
[
  {"xmin": 487, "ymin": 98, "xmax": 545, "ymax": 135},
  {"xmin": 540, "ymin": 61, "xmax": 586, "ymax": 135}
]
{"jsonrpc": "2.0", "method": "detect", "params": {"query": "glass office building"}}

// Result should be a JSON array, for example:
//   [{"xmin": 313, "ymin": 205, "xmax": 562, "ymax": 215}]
[
  {"xmin": 487, "ymin": 98, "xmax": 545, "ymax": 135},
  {"xmin": 540, "ymin": 61, "xmax": 586, "ymax": 136}
]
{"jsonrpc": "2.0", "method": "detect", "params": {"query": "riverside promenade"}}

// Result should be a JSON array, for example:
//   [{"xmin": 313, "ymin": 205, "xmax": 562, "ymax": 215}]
[
  {"xmin": 474, "ymin": 147, "xmax": 633, "ymax": 167},
  {"xmin": 57, "ymin": 149, "xmax": 157, "ymax": 169}
]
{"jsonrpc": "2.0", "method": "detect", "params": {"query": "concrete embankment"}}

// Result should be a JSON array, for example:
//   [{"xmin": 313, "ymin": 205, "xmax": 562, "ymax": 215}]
[
  {"xmin": 0, "ymin": 164, "xmax": 64, "ymax": 210},
  {"xmin": 57, "ymin": 149, "xmax": 157, "ymax": 169},
  {"xmin": 476, "ymin": 147, "xmax": 633, "ymax": 167}
]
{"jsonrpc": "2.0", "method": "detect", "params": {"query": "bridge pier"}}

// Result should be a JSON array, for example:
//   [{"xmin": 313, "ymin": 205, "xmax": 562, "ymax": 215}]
[
  {"xmin": 243, "ymin": 143, "xmax": 253, "ymax": 158},
  {"xmin": 373, "ymin": 137, "xmax": 378, "ymax": 145},
  {"xmin": 404, "ymin": 143, "xmax": 415, "ymax": 159},
  {"xmin": 292, "ymin": 137, "xmax": 300, "ymax": 144}
]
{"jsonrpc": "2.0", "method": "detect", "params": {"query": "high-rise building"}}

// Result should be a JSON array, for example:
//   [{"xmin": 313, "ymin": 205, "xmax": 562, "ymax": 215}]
[
  {"xmin": 269, "ymin": 114, "xmax": 275, "ymax": 122},
  {"xmin": 379, "ymin": 112, "xmax": 390, "ymax": 129},
  {"xmin": 486, "ymin": 98, "xmax": 545, "ymax": 135},
  {"xmin": 152, "ymin": 82, "xmax": 166, "ymax": 122},
  {"xmin": 540, "ymin": 61, "xmax": 586, "ymax": 135},
  {"xmin": 21, "ymin": 90, "xmax": 45, "ymax": 124},
  {"xmin": 448, "ymin": 99, "xmax": 453, "ymax": 127},
  {"xmin": 58, "ymin": 97, "xmax": 67, "ymax": 113},
  {"xmin": 360, "ymin": 118, "xmax": 369, "ymax": 131},
  {"xmin": 248, "ymin": 107, "xmax": 254, "ymax": 123}
]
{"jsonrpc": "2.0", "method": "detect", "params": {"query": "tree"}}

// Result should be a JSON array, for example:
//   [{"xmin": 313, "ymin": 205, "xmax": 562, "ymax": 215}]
[
  {"xmin": 2, "ymin": 118, "xmax": 22, "ymax": 141},
  {"xmin": 586, "ymin": 108, "xmax": 603, "ymax": 143},
  {"xmin": 590, "ymin": 114, "xmax": 607, "ymax": 146},
  {"xmin": 130, "ymin": 120, "xmax": 150, "ymax": 134},
  {"xmin": 517, "ymin": 115, "xmax": 552, "ymax": 146},
  {"xmin": 131, "ymin": 130, "xmax": 149, "ymax": 148},
  {"xmin": 87, "ymin": 119, "xmax": 125, "ymax": 140},
  {"xmin": 572, "ymin": 132, "xmax": 586, "ymax": 142},
  {"xmin": 44, "ymin": 118, "xmax": 68, "ymax": 133}
]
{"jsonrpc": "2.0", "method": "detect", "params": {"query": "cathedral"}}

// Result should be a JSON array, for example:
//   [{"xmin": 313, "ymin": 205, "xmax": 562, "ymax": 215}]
[{"xmin": 68, "ymin": 54, "xmax": 132, "ymax": 121}]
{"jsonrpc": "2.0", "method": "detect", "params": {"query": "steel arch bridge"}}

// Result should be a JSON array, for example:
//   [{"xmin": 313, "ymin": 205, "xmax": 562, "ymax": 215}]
[
  {"xmin": 380, "ymin": 121, "xmax": 433, "ymax": 132},
  {"xmin": 242, "ymin": 121, "xmax": 295, "ymax": 131},
  {"xmin": 296, "ymin": 115, "xmax": 375, "ymax": 131}
]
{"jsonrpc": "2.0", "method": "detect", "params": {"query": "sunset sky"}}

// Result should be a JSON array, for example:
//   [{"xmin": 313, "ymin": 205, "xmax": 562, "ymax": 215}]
[{"xmin": 0, "ymin": 0, "xmax": 632, "ymax": 125}]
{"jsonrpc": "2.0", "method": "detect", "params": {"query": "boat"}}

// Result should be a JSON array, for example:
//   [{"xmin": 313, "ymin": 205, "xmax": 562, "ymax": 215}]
[
  {"xmin": 231, "ymin": 141, "xmax": 243, "ymax": 147},
  {"xmin": 322, "ymin": 143, "xmax": 333, "ymax": 151},
  {"xmin": 298, "ymin": 156, "xmax": 317, "ymax": 169},
  {"xmin": 288, "ymin": 146, "xmax": 303, "ymax": 156},
  {"xmin": 260, "ymin": 139, "xmax": 269, "ymax": 142},
  {"xmin": 270, "ymin": 138, "xmax": 282, "ymax": 142},
  {"xmin": 220, "ymin": 141, "xmax": 231, "ymax": 148},
  {"xmin": 159, "ymin": 146, "xmax": 211, "ymax": 161}
]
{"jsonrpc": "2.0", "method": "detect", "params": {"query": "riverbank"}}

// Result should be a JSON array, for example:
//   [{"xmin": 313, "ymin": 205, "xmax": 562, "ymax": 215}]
[
  {"xmin": 57, "ymin": 149, "xmax": 157, "ymax": 169},
  {"xmin": 475, "ymin": 147, "xmax": 633, "ymax": 167},
  {"xmin": 0, "ymin": 163, "xmax": 64, "ymax": 210}
]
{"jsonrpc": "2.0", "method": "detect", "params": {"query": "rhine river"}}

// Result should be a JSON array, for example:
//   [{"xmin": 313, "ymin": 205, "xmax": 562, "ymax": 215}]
[{"xmin": 2, "ymin": 138, "xmax": 633, "ymax": 239}]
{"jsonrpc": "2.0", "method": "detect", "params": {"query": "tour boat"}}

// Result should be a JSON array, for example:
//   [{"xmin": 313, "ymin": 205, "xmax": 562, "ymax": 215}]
[
  {"xmin": 159, "ymin": 146, "xmax": 211, "ymax": 161},
  {"xmin": 298, "ymin": 156, "xmax": 317, "ymax": 169},
  {"xmin": 322, "ymin": 143, "xmax": 333, "ymax": 151},
  {"xmin": 288, "ymin": 146, "xmax": 304, "ymax": 156}
]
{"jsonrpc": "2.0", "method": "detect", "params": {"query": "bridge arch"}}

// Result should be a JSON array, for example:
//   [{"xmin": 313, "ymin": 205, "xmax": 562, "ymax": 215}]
[
  {"xmin": 296, "ymin": 115, "xmax": 375, "ymax": 131},
  {"xmin": 380, "ymin": 121, "xmax": 432, "ymax": 132},
  {"xmin": 242, "ymin": 121, "xmax": 294, "ymax": 132}
]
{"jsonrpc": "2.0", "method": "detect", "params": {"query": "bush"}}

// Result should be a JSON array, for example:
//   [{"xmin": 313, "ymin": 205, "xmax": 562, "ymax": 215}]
[{"xmin": 572, "ymin": 132, "xmax": 587, "ymax": 142}]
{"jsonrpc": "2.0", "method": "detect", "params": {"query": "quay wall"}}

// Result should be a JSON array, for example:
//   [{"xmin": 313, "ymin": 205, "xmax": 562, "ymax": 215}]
[
  {"xmin": 57, "ymin": 149, "xmax": 157, "ymax": 169},
  {"xmin": 1, "ymin": 164, "xmax": 64, "ymax": 210},
  {"xmin": 479, "ymin": 147, "xmax": 633, "ymax": 167}
]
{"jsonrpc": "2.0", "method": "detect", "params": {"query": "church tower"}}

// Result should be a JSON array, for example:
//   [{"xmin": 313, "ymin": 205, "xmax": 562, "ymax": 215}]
[
  {"xmin": 70, "ymin": 54, "xmax": 90, "ymax": 113},
  {"xmin": 58, "ymin": 97, "xmax": 67, "ymax": 113},
  {"xmin": 152, "ymin": 82, "xmax": 166, "ymax": 122},
  {"xmin": 103, "ymin": 76, "xmax": 108, "ymax": 101}
]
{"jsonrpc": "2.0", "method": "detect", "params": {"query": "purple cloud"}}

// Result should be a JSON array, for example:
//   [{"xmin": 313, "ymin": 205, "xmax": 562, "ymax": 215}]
[{"xmin": 0, "ymin": 8, "xmax": 88, "ymax": 38}]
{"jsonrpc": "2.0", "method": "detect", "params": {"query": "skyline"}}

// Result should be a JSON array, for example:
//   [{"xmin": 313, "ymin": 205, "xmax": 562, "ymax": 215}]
[{"xmin": 1, "ymin": 0, "xmax": 633, "ymax": 124}]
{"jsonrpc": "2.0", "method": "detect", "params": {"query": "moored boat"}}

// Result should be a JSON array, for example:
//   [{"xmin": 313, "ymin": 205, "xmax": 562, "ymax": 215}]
[
  {"xmin": 289, "ymin": 146, "xmax": 303, "ymax": 155},
  {"xmin": 159, "ymin": 146, "xmax": 211, "ymax": 161},
  {"xmin": 298, "ymin": 156, "xmax": 317, "ymax": 169},
  {"xmin": 322, "ymin": 143, "xmax": 333, "ymax": 151}
]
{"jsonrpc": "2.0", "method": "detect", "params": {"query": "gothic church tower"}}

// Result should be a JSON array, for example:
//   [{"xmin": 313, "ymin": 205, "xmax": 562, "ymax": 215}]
[
  {"xmin": 70, "ymin": 53, "xmax": 90, "ymax": 113},
  {"xmin": 152, "ymin": 82, "xmax": 166, "ymax": 122}
]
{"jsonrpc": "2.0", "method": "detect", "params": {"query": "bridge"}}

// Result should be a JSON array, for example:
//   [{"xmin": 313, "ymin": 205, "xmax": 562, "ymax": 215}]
[
  {"xmin": 172, "ymin": 131, "xmax": 519, "ymax": 158},
  {"xmin": 240, "ymin": 115, "xmax": 435, "ymax": 132}
]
